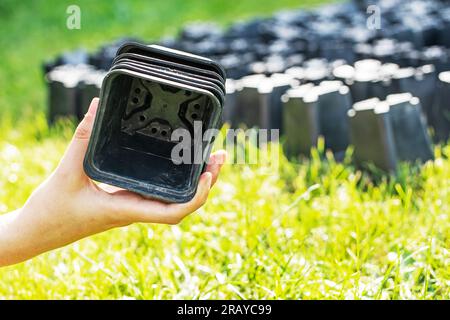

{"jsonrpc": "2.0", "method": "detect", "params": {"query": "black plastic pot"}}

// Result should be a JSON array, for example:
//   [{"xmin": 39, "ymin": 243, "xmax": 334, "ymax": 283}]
[
  {"xmin": 348, "ymin": 93, "xmax": 434, "ymax": 173},
  {"xmin": 386, "ymin": 93, "xmax": 434, "ymax": 163},
  {"xmin": 84, "ymin": 43, "xmax": 226, "ymax": 203},
  {"xmin": 282, "ymin": 80, "xmax": 351, "ymax": 158},
  {"xmin": 46, "ymin": 64, "xmax": 96, "ymax": 123},
  {"xmin": 314, "ymin": 80, "xmax": 352, "ymax": 154},
  {"xmin": 234, "ymin": 74, "xmax": 266, "ymax": 128},
  {"xmin": 282, "ymin": 84, "xmax": 318, "ymax": 157},
  {"xmin": 430, "ymin": 71, "xmax": 450, "ymax": 142},
  {"xmin": 348, "ymin": 98, "xmax": 398, "ymax": 172}
]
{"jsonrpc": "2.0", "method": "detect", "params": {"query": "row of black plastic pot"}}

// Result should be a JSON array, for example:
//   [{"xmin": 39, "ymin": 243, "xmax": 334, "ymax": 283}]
[
  {"xmin": 44, "ymin": 52, "xmax": 450, "ymax": 205},
  {"xmin": 223, "ymin": 63, "xmax": 450, "ymax": 172},
  {"xmin": 43, "ymin": 0, "xmax": 450, "ymax": 81}
]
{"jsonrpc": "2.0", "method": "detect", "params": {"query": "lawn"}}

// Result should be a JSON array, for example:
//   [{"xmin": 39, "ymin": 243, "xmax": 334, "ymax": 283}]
[{"xmin": 0, "ymin": 0, "xmax": 449, "ymax": 299}]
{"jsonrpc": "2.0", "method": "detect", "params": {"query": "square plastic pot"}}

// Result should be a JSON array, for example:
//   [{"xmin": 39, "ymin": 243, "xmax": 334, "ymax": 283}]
[{"xmin": 84, "ymin": 69, "xmax": 222, "ymax": 203}]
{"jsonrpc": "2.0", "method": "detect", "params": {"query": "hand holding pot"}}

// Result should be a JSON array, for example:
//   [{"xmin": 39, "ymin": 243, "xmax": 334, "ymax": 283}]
[{"xmin": 0, "ymin": 98, "xmax": 226, "ymax": 267}]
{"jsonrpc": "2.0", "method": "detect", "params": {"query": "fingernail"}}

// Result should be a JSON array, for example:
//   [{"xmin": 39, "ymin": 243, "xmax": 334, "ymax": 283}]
[
  {"xmin": 85, "ymin": 98, "xmax": 99, "ymax": 117},
  {"xmin": 216, "ymin": 151, "xmax": 227, "ymax": 165}
]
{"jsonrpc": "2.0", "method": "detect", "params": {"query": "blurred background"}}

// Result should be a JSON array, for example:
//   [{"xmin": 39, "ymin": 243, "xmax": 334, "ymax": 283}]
[
  {"xmin": 0, "ymin": 0, "xmax": 323, "ymax": 118},
  {"xmin": 0, "ymin": 0, "xmax": 448, "ymax": 299}
]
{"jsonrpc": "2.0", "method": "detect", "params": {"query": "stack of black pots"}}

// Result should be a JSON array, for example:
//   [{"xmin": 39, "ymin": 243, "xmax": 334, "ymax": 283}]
[{"xmin": 84, "ymin": 42, "xmax": 226, "ymax": 203}]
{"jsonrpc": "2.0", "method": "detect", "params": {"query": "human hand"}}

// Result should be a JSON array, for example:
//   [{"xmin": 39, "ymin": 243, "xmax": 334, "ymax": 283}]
[{"xmin": 0, "ymin": 98, "xmax": 226, "ymax": 266}]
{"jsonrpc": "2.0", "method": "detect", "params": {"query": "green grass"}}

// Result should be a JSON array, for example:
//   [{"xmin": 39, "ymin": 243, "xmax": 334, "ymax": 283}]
[{"xmin": 0, "ymin": 0, "xmax": 449, "ymax": 299}]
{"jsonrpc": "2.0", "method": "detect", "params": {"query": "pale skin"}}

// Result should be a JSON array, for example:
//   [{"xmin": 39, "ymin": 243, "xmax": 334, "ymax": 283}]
[{"xmin": 0, "ymin": 98, "xmax": 226, "ymax": 267}]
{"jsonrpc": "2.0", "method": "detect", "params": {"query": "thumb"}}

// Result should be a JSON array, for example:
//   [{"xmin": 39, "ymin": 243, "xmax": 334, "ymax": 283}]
[
  {"xmin": 74, "ymin": 98, "xmax": 99, "ymax": 141},
  {"xmin": 59, "ymin": 98, "xmax": 99, "ymax": 173}
]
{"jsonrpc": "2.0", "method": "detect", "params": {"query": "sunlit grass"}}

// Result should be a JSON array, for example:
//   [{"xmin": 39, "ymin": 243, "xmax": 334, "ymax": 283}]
[{"xmin": 0, "ymin": 119, "xmax": 448, "ymax": 299}]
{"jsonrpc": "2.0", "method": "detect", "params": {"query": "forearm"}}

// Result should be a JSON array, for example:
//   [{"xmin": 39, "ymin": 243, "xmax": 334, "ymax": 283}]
[
  {"xmin": 0, "ymin": 201, "xmax": 84, "ymax": 267},
  {"xmin": 0, "ymin": 208, "xmax": 32, "ymax": 267},
  {"xmin": 0, "ymin": 193, "xmax": 116, "ymax": 267},
  {"xmin": 0, "ymin": 204, "xmax": 94, "ymax": 267},
  {"xmin": 0, "ymin": 98, "xmax": 222, "ymax": 268}
]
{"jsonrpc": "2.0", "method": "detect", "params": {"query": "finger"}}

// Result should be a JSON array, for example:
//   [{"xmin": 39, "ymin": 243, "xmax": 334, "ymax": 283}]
[
  {"xmin": 205, "ymin": 150, "xmax": 227, "ymax": 187},
  {"xmin": 59, "ymin": 98, "xmax": 99, "ymax": 174},
  {"xmin": 163, "ymin": 171, "xmax": 213, "ymax": 221},
  {"xmin": 111, "ymin": 172, "xmax": 213, "ymax": 225}
]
